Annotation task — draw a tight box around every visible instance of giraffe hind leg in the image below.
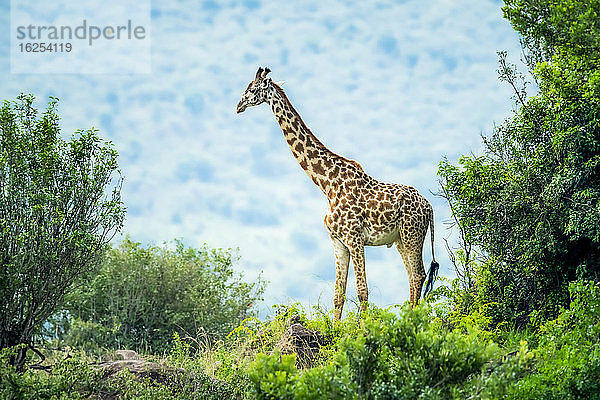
[396,243,426,306]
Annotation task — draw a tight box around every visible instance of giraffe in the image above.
[237,67,439,321]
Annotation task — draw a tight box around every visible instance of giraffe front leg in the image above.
[331,237,350,321]
[348,239,368,314]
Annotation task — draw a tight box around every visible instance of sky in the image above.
[2,0,523,318]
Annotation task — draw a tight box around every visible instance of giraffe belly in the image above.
[363,227,400,247]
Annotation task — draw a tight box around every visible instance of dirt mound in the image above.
[275,316,326,368]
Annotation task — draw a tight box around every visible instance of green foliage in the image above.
[241,304,516,400]
[0,94,125,367]
[0,337,239,400]
[293,363,355,400]
[503,0,600,62]
[58,317,121,356]
[248,353,299,400]
[439,0,600,327]
[508,281,600,399]
[5,287,600,399]
[339,305,499,400]
[454,340,534,400]
[247,352,355,400]
[0,346,108,399]
[61,237,265,354]
[240,291,600,399]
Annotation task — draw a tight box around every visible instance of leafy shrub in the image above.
[248,352,355,400]
[248,353,298,400]
[0,94,125,368]
[508,281,600,399]
[293,363,355,400]
[57,317,120,356]
[59,237,265,354]
[7,290,600,400]
[242,304,511,400]
[439,0,600,328]
[0,345,108,400]
[340,305,500,400]
[0,341,241,400]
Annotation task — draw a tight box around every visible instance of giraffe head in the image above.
[236,67,273,113]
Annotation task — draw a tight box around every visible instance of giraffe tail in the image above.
[423,208,439,297]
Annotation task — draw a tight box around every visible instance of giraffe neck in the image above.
[267,84,339,197]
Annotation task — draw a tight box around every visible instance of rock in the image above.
[94,357,235,399]
[96,359,184,384]
[114,350,140,360]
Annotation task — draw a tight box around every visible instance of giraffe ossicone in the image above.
[237,67,439,321]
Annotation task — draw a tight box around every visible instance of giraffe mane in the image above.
[271,82,325,147]
[271,82,363,171]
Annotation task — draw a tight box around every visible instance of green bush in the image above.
[439,0,600,327]
[0,346,108,400]
[0,341,241,400]
[0,94,125,368]
[248,353,299,400]
[241,304,518,400]
[55,317,120,356]
[58,237,265,354]
[340,306,500,400]
[248,352,355,400]
[508,281,600,399]
[7,289,600,400]
[294,363,355,400]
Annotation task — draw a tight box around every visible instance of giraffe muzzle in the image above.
[236,101,247,113]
